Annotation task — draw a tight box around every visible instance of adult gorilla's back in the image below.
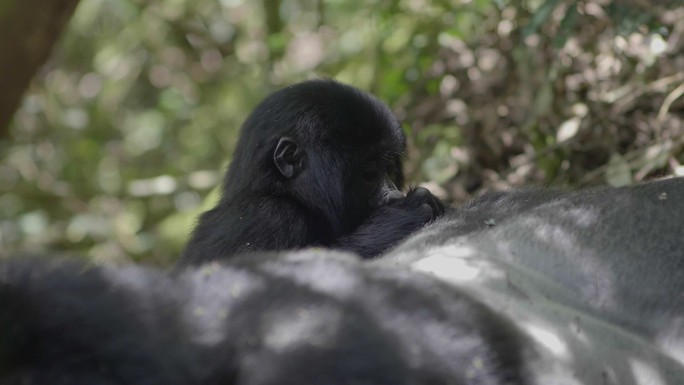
[1,252,526,385]
[386,176,684,384]
[2,178,683,384]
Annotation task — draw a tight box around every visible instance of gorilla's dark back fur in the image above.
[0,253,526,385]
[3,178,684,384]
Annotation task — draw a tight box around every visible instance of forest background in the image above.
[1,0,682,264]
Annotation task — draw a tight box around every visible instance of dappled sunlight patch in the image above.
[514,314,588,385]
[262,305,342,352]
[656,316,684,366]
[531,221,577,253]
[563,207,599,228]
[260,251,361,299]
[522,322,569,359]
[101,264,167,295]
[183,264,266,346]
[629,358,667,385]
[411,243,503,283]
[520,216,618,310]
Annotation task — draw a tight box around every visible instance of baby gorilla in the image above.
[180,80,443,264]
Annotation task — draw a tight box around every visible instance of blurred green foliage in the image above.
[1,0,682,265]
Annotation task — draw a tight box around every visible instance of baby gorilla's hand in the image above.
[336,187,446,258]
[403,187,445,223]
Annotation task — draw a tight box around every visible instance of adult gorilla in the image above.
[180,80,443,265]
[2,177,683,384]
[1,253,524,385]
[387,176,684,384]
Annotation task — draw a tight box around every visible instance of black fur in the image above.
[389,177,684,383]
[179,80,443,265]
[0,253,525,385]
[5,178,683,384]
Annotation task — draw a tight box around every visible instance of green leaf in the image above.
[523,0,562,38]
[553,2,578,48]
[605,153,632,187]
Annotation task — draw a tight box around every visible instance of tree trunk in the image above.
[0,0,81,139]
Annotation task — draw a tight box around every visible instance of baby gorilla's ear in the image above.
[273,137,304,178]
